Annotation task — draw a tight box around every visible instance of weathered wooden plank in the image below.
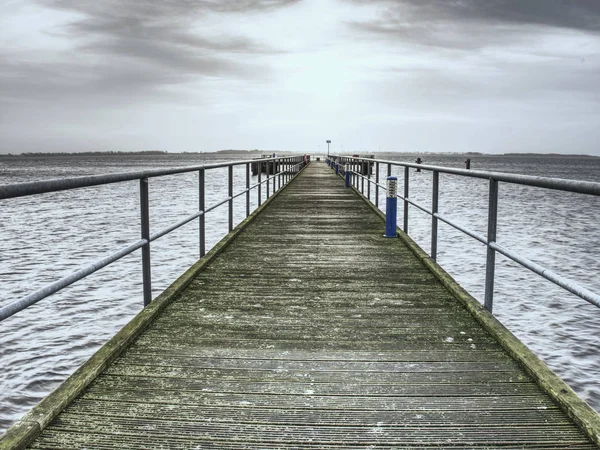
[63,400,570,426]
[89,374,542,397]
[104,355,521,372]
[30,420,595,448]
[105,364,528,384]
[78,389,558,410]
[121,346,510,362]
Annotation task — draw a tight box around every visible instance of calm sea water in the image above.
[1,153,599,436]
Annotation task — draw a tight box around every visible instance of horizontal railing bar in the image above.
[150,211,204,242]
[232,189,250,201]
[149,169,291,242]
[0,238,147,322]
[345,169,387,192]
[151,179,273,242]
[249,181,263,190]
[404,197,432,216]
[0,157,302,200]
[489,241,600,308]
[0,157,309,322]
[204,196,232,214]
[340,156,600,196]
[342,160,600,310]
[435,212,488,245]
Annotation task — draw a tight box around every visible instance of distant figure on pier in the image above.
[415,157,422,172]
[465,158,471,169]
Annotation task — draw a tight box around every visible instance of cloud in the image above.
[0,0,298,107]
[346,0,600,50]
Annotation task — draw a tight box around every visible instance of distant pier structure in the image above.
[348,154,375,175]
[251,155,280,175]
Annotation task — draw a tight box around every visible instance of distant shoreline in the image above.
[0,150,285,158]
[0,151,598,158]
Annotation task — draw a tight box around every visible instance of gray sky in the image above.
[1,0,599,155]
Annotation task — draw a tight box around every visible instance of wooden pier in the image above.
[2,162,600,449]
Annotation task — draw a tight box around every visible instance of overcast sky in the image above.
[1,0,599,155]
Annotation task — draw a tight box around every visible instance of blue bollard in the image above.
[384,176,398,238]
[345,164,351,188]
[335,163,339,175]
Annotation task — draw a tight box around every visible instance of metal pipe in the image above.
[199,169,206,258]
[0,238,148,322]
[489,242,600,308]
[484,178,499,312]
[403,166,409,233]
[267,172,270,199]
[403,196,432,215]
[228,165,233,232]
[231,188,251,201]
[361,170,364,194]
[0,157,283,200]
[375,162,380,209]
[151,210,204,242]
[278,161,282,190]
[317,156,600,197]
[258,167,262,206]
[246,163,250,218]
[435,212,487,245]
[431,171,439,261]
[0,155,308,322]
[205,196,233,215]
[367,164,371,201]
[140,178,152,307]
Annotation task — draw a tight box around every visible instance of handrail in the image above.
[337,157,600,196]
[0,156,310,322]
[328,155,600,313]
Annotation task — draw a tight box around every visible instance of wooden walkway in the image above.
[13,162,600,448]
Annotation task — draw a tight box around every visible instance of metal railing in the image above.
[0,156,309,322]
[327,155,600,313]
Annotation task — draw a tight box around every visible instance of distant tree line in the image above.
[11,150,169,156]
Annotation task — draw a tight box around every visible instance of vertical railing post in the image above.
[431,171,439,261]
[345,164,351,188]
[140,177,152,306]
[361,166,364,194]
[403,166,409,234]
[384,177,398,238]
[367,162,371,202]
[228,165,233,232]
[273,161,276,193]
[387,163,391,178]
[266,165,270,199]
[277,160,281,190]
[199,168,206,257]
[245,163,250,218]
[258,166,262,206]
[375,162,380,209]
[484,178,499,313]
